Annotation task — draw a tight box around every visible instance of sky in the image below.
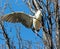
[0,0,45,49]
[0,0,57,49]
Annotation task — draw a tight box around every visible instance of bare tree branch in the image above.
[0,21,10,49]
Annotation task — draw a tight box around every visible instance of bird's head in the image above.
[35,9,42,20]
[37,9,42,16]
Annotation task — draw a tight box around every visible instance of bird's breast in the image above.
[33,19,42,30]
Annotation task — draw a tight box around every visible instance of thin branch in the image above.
[32,0,40,10]
[23,0,36,14]
[0,21,10,49]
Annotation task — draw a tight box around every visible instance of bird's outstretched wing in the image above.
[1,12,33,28]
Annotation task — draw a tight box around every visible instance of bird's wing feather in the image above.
[1,12,33,28]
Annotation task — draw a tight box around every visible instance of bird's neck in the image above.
[35,10,42,19]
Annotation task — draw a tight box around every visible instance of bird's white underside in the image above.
[33,10,42,30]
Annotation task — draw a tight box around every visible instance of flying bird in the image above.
[1,9,42,36]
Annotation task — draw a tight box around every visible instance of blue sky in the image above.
[3,0,43,41]
[0,0,57,49]
[0,0,45,49]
